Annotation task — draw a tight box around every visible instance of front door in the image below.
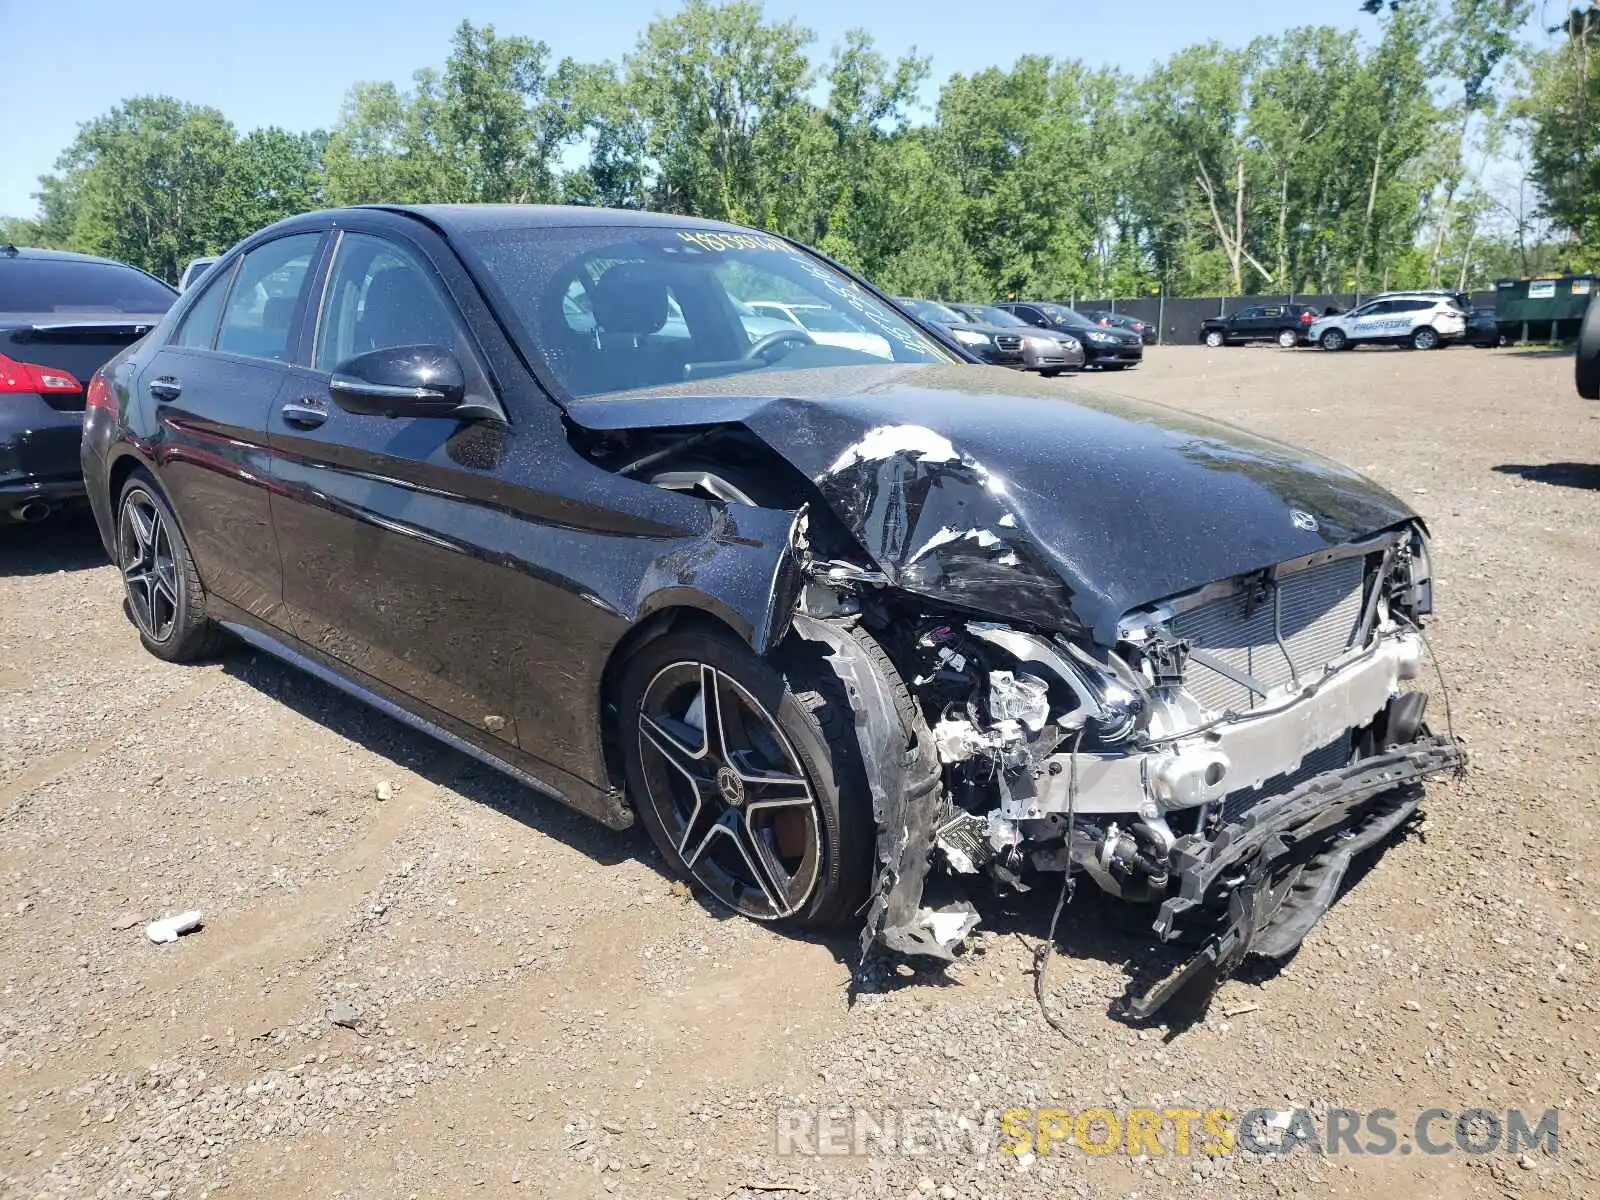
[1347,300,1394,342]
[266,230,521,746]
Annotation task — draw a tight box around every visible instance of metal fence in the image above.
[1071,291,1499,346]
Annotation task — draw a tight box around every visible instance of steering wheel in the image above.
[743,328,815,362]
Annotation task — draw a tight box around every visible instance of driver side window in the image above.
[315,234,467,372]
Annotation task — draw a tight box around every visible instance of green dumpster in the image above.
[1494,274,1597,343]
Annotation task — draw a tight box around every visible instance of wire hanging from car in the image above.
[1034,726,1084,1039]
[1399,613,1459,750]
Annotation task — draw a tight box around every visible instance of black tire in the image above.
[1276,328,1299,349]
[1203,329,1226,348]
[617,624,876,928]
[115,471,227,662]
[1099,362,1129,371]
[1319,328,1348,351]
[1038,368,1060,379]
[1411,326,1440,351]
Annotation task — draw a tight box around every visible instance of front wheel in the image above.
[1203,330,1226,348]
[617,625,876,928]
[1319,328,1348,351]
[116,472,227,662]
[1277,328,1299,349]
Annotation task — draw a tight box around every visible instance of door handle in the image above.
[148,377,182,402]
[280,400,328,430]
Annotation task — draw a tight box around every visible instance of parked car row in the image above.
[1200,292,1475,352]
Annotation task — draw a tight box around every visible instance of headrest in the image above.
[263,294,296,331]
[360,267,453,346]
[591,262,670,336]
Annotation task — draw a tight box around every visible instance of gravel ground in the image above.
[1,344,1595,1200]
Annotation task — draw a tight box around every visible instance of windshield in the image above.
[1,258,177,314]
[1038,303,1093,328]
[900,298,966,325]
[966,305,1027,328]
[463,225,950,398]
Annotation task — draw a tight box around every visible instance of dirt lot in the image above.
[2,344,1595,1200]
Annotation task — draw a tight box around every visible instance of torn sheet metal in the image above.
[1126,734,1466,1019]
[789,613,956,961]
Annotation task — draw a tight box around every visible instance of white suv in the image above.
[1308,292,1467,351]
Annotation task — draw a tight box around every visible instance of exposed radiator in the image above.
[1173,555,1367,715]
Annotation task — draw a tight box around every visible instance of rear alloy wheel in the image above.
[1277,328,1299,349]
[1411,326,1440,351]
[116,473,225,662]
[618,626,874,927]
[1204,330,1226,348]
[1319,328,1348,352]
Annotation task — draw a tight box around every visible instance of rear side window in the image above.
[0,258,176,314]
[172,261,236,350]
[216,234,322,362]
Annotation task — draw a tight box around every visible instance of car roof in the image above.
[372,203,766,237]
[0,244,143,268]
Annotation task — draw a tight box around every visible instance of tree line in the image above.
[2,0,1593,296]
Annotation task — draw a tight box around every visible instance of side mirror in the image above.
[329,345,474,419]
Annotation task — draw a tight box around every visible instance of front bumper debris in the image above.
[1125,733,1466,1019]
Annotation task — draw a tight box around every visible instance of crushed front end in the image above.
[819,523,1466,1016]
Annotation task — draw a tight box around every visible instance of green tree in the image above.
[622,0,814,223]
[1520,6,1600,266]
[39,97,237,281]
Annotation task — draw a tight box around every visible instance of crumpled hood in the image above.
[568,363,1417,644]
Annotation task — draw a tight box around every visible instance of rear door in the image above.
[1256,305,1286,339]
[266,228,521,746]
[136,231,327,624]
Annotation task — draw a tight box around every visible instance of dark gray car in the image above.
[0,245,174,522]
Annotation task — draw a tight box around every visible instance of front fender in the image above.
[633,502,805,655]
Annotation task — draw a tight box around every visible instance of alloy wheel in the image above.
[119,489,179,643]
[1414,327,1439,350]
[1278,329,1298,348]
[636,661,822,920]
[1321,330,1346,351]
[1205,331,1224,348]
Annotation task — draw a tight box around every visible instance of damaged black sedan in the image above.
[81,205,1464,1016]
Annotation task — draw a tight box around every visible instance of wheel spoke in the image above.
[640,710,709,771]
[742,776,813,806]
[126,501,155,558]
[709,810,785,915]
[700,664,732,765]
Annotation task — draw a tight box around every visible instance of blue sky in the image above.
[1,0,1379,218]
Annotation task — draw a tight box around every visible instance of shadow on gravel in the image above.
[1504,347,1573,359]
[1493,462,1600,490]
[0,510,109,576]
[216,647,637,869]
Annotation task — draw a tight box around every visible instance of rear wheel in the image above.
[1411,326,1440,351]
[116,472,227,662]
[1203,329,1226,348]
[1277,328,1299,349]
[1319,328,1348,352]
[617,625,876,928]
